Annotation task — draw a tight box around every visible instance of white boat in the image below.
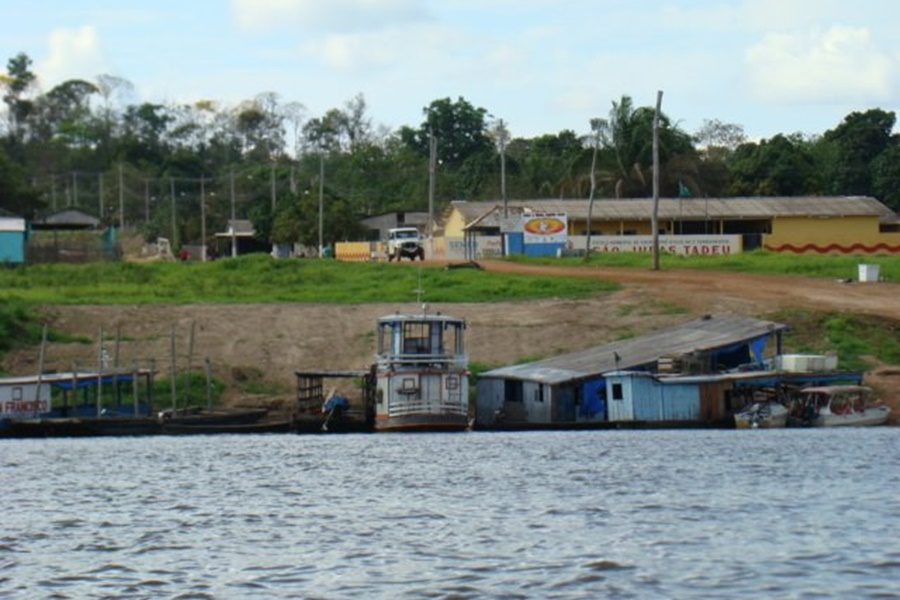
[373,308,469,431]
[793,385,890,427]
[734,401,789,429]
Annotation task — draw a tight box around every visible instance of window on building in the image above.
[611,383,623,401]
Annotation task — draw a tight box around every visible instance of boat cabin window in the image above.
[403,336,431,354]
[611,383,623,401]
[379,319,465,356]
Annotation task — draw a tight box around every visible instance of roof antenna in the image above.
[413,267,426,314]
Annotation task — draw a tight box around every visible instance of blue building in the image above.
[475,314,863,429]
[0,213,27,264]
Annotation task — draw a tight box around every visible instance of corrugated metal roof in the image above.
[453,196,896,226]
[482,314,786,385]
[35,209,102,228]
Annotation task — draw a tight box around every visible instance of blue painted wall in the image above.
[523,242,565,257]
[0,231,25,263]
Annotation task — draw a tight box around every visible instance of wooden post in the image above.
[71,363,78,414]
[169,325,177,411]
[205,357,213,410]
[97,327,103,416]
[132,360,139,416]
[184,321,195,407]
[34,324,48,417]
[149,358,156,414]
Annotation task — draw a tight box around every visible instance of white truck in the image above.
[386,227,425,261]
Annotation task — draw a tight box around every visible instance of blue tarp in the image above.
[51,373,138,391]
[323,396,350,412]
[580,378,607,419]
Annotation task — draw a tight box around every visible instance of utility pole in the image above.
[318,151,324,257]
[98,173,104,222]
[144,179,150,223]
[652,90,663,271]
[497,119,508,218]
[270,162,276,213]
[270,162,277,257]
[428,130,436,257]
[170,177,177,248]
[200,176,207,262]
[230,167,237,258]
[118,164,124,229]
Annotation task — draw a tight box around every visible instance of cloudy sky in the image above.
[2,0,898,141]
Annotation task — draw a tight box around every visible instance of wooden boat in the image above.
[157,407,269,426]
[791,385,890,427]
[2,415,160,438]
[159,419,293,435]
[373,309,469,431]
[156,407,284,434]
[733,401,789,429]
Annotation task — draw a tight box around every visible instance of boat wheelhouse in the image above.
[373,310,469,431]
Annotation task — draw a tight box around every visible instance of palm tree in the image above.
[597,94,697,198]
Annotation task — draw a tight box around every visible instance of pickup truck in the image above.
[386,227,425,261]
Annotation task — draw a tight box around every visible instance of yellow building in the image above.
[441,196,900,256]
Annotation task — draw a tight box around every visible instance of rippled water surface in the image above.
[2,429,899,599]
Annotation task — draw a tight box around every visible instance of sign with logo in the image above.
[522,214,567,244]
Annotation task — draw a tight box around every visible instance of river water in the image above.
[2,428,898,599]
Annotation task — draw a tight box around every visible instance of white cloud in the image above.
[745,26,896,104]
[37,26,110,90]
[231,0,429,33]
[661,0,857,33]
[302,32,399,71]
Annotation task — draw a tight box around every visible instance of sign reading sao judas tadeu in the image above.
[588,235,742,255]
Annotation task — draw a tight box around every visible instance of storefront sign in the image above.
[585,235,742,255]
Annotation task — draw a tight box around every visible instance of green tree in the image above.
[727,134,819,196]
[595,95,696,198]
[2,52,37,146]
[401,97,492,169]
[35,79,100,148]
[870,140,900,210]
[121,102,174,168]
[0,145,42,216]
[512,130,586,197]
[822,108,895,196]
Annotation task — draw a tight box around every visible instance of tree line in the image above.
[2,51,899,250]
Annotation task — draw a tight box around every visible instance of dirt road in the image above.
[477,260,900,319]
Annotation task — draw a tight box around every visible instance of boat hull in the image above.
[1,416,160,438]
[734,403,789,429]
[813,406,890,427]
[374,412,469,432]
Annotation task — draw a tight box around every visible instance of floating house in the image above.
[0,369,157,437]
[474,314,861,429]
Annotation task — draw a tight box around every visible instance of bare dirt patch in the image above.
[4,260,899,422]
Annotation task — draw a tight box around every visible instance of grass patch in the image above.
[0,255,617,305]
[0,299,90,367]
[767,308,900,370]
[151,371,226,409]
[511,249,899,281]
[238,380,290,396]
